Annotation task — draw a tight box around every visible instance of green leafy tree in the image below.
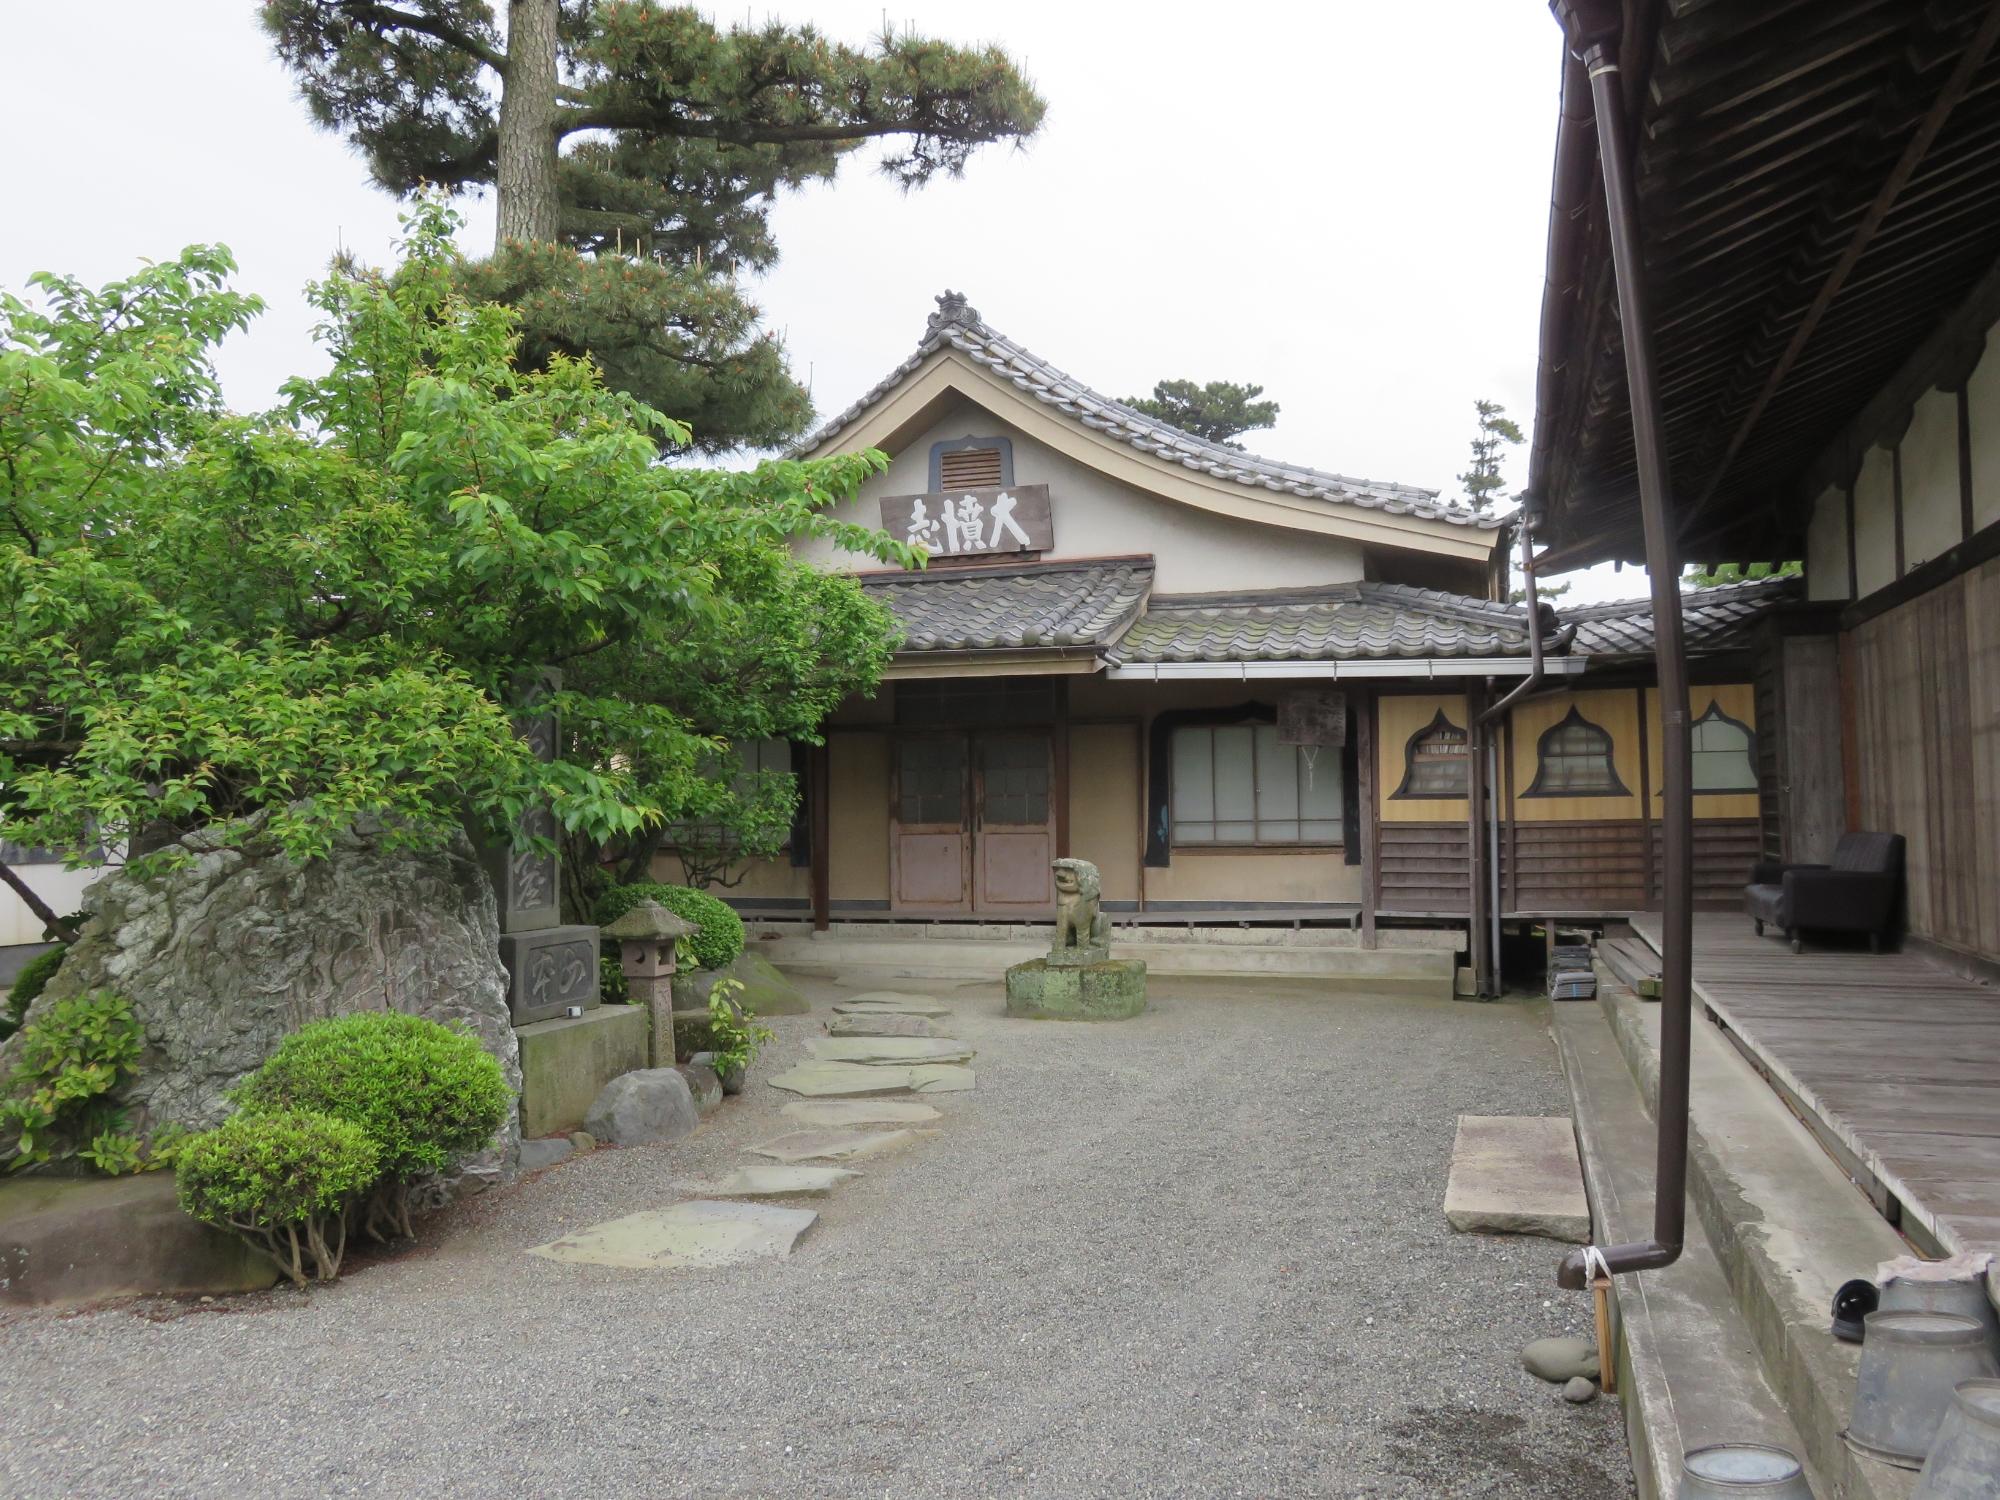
[0,200,911,907]
[1459,397,1523,515]
[260,1,1047,450]
[1685,561,1802,587]
[1121,379,1280,450]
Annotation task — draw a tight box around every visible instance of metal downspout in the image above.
[1479,516,1548,728]
[1550,5,1695,1290]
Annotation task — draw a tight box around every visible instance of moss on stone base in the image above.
[1004,957,1148,1021]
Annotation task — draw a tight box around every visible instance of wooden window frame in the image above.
[928,434,1015,491]
[1687,700,1759,794]
[1165,719,1345,852]
[1390,708,1470,799]
[1522,704,1630,799]
[661,738,799,853]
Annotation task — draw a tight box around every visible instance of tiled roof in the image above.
[1566,574,1801,659]
[804,293,1504,531]
[1106,582,1544,664]
[862,560,1153,653]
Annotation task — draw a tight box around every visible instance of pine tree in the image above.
[261,2,1045,450]
[1121,379,1280,450]
[1458,398,1524,514]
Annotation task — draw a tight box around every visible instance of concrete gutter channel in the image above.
[1554,967,1915,1500]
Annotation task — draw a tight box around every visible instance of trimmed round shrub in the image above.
[595,882,744,972]
[232,1012,511,1184]
[3,946,65,1038]
[176,1109,379,1284]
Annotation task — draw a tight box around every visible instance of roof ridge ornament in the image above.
[928,290,982,334]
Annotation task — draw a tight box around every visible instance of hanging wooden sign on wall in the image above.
[879,483,1054,559]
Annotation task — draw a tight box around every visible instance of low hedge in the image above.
[176,1110,379,1285]
[595,882,744,972]
[232,1011,510,1239]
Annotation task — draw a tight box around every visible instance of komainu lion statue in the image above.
[1051,858,1109,953]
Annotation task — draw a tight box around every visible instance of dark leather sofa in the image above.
[1743,831,1905,953]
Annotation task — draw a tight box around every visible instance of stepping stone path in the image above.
[749,1127,928,1163]
[831,994,953,1019]
[767,1061,975,1096]
[827,1013,935,1038]
[676,1165,859,1197]
[804,1036,975,1066]
[527,1201,816,1270]
[525,990,970,1276]
[782,1099,941,1128]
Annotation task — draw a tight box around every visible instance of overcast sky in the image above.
[0,1,1645,602]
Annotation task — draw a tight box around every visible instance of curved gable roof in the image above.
[802,293,1505,545]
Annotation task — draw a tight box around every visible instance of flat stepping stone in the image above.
[766,1061,974,1097]
[526,1201,815,1270]
[748,1127,927,1163]
[783,1099,941,1128]
[1444,1115,1590,1244]
[676,1166,859,1197]
[832,993,951,1018]
[828,1013,935,1038]
[804,1036,974,1066]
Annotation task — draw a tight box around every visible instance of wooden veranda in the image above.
[1633,912,2000,1257]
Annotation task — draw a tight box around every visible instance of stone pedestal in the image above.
[516,1008,651,1138]
[1046,943,1110,968]
[1004,956,1148,1020]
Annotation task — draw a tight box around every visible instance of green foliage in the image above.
[0,201,911,880]
[1459,398,1524,515]
[700,977,772,1079]
[233,1012,510,1188]
[599,954,629,1004]
[1121,379,1280,450]
[176,1110,380,1285]
[595,881,743,972]
[3,945,64,1039]
[261,1,1046,448]
[1686,561,1802,588]
[0,991,144,1170]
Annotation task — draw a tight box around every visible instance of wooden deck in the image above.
[1632,912,2000,1255]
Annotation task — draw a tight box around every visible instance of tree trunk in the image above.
[0,859,79,944]
[496,0,563,247]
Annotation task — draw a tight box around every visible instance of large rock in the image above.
[4,816,521,1184]
[672,950,809,1017]
[584,1067,699,1146]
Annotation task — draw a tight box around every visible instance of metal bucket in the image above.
[1912,1379,2000,1499]
[1847,1312,2000,1468]
[1880,1275,2000,1356]
[1679,1443,1814,1498]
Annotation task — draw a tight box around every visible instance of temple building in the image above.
[663,293,1799,991]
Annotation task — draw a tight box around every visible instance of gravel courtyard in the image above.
[0,974,1633,1499]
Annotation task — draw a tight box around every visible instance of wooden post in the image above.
[809,741,831,933]
[1592,1273,1618,1395]
[1053,677,1071,861]
[1356,688,1379,949]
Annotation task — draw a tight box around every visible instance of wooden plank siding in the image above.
[1378,819,1759,916]
[1849,555,2000,964]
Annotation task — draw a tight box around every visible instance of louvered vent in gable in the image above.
[938,445,1005,491]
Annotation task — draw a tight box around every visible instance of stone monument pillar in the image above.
[486,669,603,1026]
[600,900,697,1067]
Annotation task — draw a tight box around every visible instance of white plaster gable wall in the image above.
[794,396,1367,592]
[1901,385,1961,571]
[1969,326,2000,533]
[1852,444,1898,598]
[1805,484,1849,601]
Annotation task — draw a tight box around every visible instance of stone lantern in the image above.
[600,900,698,1067]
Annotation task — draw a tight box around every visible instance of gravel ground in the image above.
[0,973,1633,1499]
